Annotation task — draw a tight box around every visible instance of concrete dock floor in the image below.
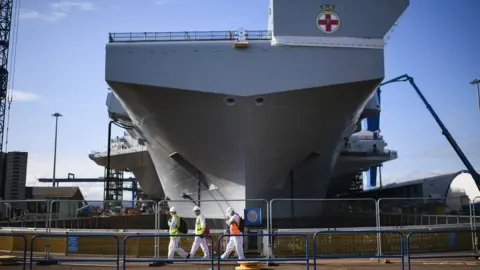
[2,251,480,269]
[1,259,479,269]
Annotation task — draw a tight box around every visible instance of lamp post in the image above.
[52,113,62,187]
[471,78,480,114]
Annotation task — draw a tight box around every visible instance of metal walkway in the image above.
[108,30,271,42]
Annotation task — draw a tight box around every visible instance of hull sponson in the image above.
[90,150,165,200]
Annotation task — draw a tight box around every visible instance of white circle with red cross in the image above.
[316,12,340,33]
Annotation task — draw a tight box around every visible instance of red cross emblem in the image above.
[317,12,340,33]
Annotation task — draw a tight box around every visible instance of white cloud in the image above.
[19,10,40,20]
[50,1,96,12]
[11,90,40,102]
[20,1,96,23]
[44,11,68,23]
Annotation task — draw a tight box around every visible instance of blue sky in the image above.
[7,0,480,200]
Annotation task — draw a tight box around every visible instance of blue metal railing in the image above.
[123,233,215,269]
[4,229,479,270]
[108,30,271,42]
[217,233,310,270]
[0,233,27,270]
[313,230,405,270]
[30,234,120,270]
[406,230,478,270]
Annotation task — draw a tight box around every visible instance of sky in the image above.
[5,0,480,200]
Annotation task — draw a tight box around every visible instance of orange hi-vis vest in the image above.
[229,214,241,235]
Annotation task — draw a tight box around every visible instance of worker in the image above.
[187,206,209,259]
[167,207,188,260]
[220,207,245,260]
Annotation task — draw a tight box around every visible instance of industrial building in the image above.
[351,170,480,215]
[0,152,28,216]
[1,186,85,221]
[3,152,28,201]
[0,151,86,221]
[0,152,28,219]
[24,186,85,221]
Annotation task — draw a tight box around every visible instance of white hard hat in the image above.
[193,206,201,211]
[169,207,176,213]
[226,207,234,215]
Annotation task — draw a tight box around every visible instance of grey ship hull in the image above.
[107,42,382,219]
[105,0,408,220]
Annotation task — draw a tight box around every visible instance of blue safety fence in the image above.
[123,233,215,270]
[217,233,310,270]
[0,233,27,270]
[313,230,405,270]
[406,230,478,270]
[30,234,120,270]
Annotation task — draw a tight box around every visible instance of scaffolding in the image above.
[104,169,124,212]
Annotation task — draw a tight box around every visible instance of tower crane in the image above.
[0,0,19,188]
[0,0,14,155]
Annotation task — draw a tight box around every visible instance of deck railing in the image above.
[108,30,271,42]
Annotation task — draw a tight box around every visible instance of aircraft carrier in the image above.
[96,0,408,219]
[90,92,397,198]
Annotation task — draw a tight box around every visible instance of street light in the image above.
[471,78,480,114]
[52,113,63,187]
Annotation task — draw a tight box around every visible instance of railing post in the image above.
[471,198,477,254]
[268,199,275,262]
[44,199,51,259]
[154,202,159,260]
[376,198,383,258]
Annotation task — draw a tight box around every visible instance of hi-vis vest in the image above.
[169,215,181,236]
[229,214,241,235]
[195,215,206,235]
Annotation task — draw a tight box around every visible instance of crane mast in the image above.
[0,0,13,182]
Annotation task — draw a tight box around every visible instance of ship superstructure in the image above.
[101,0,408,219]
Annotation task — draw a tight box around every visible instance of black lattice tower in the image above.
[104,168,124,211]
[0,0,13,156]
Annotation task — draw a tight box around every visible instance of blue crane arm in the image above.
[380,74,480,187]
